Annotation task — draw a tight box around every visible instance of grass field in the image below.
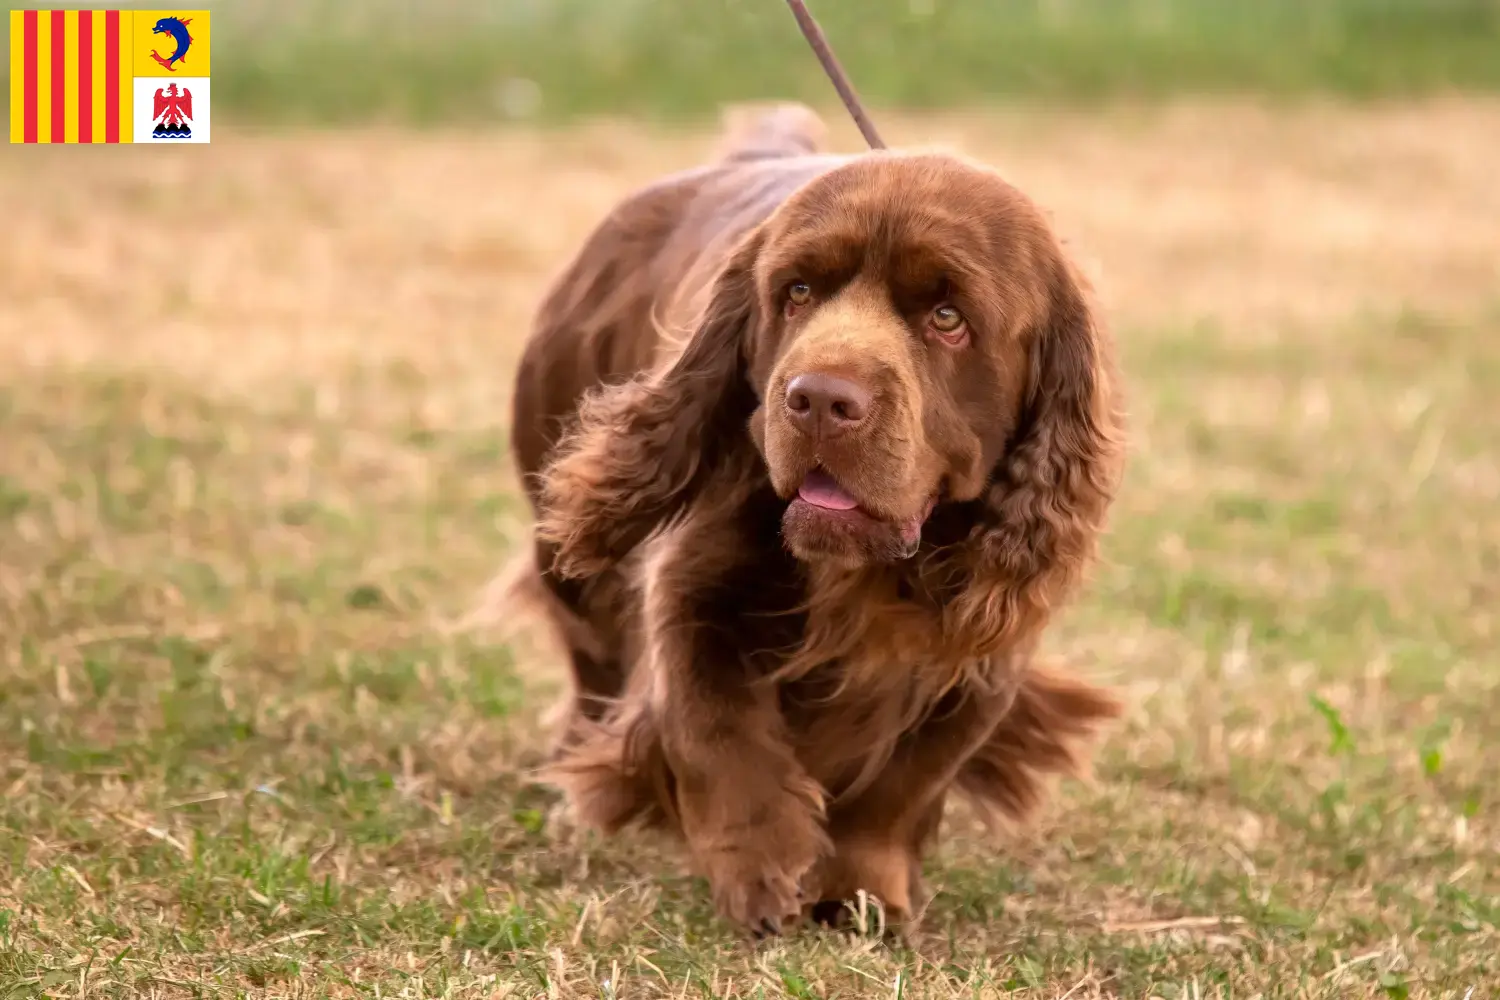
[2,99,1500,997]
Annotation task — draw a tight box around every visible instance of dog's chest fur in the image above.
[778,565,978,794]
[639,523,977,797]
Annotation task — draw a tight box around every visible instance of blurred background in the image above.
[3,1,1499,995]
[217,0,1500,124]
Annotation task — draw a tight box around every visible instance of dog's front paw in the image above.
[697,809,828,938]
[708,856,805,938]
[701,845,815,938]
[802,837,920,930]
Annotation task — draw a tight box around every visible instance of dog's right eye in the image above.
[785,281,812,317]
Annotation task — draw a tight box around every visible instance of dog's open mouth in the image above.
[791,468,936,548]
[796,468,861,512]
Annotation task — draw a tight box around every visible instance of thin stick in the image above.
[783,0,886,150]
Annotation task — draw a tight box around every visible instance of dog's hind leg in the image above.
[473,540,628,756]
[534,538,626,718]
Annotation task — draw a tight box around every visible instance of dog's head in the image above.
[540,151,1123,647]
[739,155,1073,564]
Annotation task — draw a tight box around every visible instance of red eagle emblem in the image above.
[152,83,194,139]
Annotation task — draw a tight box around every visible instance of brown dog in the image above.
[501,104,1125,937]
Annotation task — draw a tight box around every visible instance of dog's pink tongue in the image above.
[798,470,859,510]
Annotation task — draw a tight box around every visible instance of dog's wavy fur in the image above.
[497,103,1126,935]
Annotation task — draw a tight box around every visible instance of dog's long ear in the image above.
[934,258,1125,657]
[537,230,765,580]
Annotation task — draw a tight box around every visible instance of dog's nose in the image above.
[784,373,871,439]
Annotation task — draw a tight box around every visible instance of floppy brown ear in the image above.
[536,232,765,580]
[936,261,1125,657]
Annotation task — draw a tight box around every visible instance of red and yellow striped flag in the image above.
[12,9,212,144]
[10,9,133,143]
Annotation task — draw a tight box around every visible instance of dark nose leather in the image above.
[784,372,871,439]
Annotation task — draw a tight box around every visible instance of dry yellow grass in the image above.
[1,100,1498,997]
[4,100,1497,390]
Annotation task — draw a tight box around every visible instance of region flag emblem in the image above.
[150,80,192,138]
[9,8,211,144]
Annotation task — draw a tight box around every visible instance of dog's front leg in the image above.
[811,668,1021,926]
[661,668,829,937]
[643,528,830,938]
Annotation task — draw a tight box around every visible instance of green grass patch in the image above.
[1,305,1496,995]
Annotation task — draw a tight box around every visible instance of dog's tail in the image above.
[714,101,827,164]
[955,661,1124,830]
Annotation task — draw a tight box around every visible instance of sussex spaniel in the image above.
[501,104,1126,937]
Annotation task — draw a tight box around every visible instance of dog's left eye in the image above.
[927,304,969,345]
[784,281,812,318]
